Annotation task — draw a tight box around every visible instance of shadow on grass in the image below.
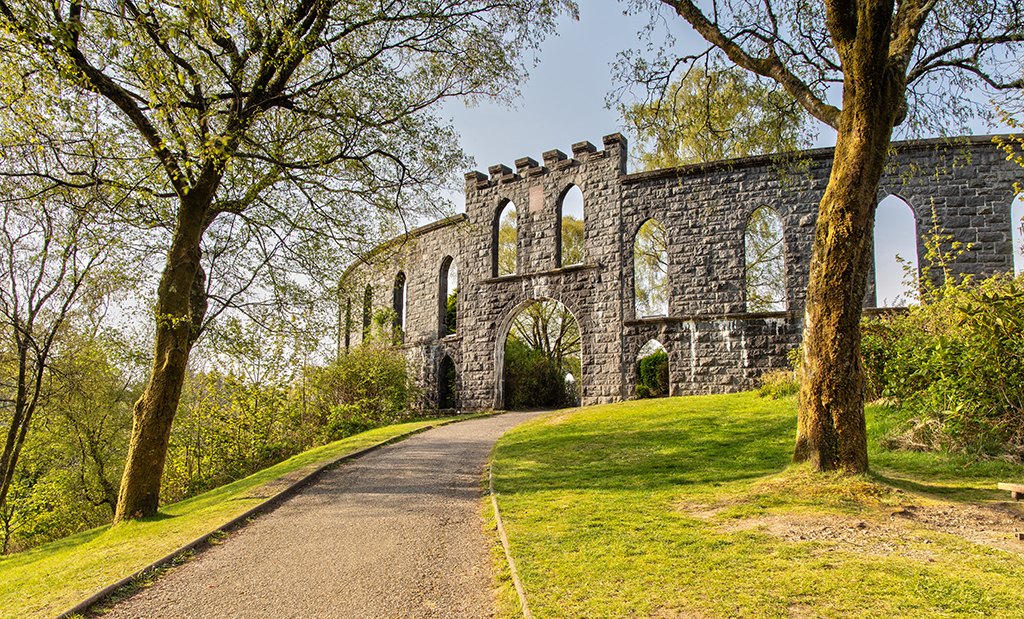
[869,471,1007,503]
[494,399,799,494]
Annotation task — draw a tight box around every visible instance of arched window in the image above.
[344,299,352,351]
[558,185,585,267]
[362,285,372,341]
[392,271,406,341]
[745,206,786,312]
[439,355,457,409]
[634,219,668,318]
[493,201,517,277]
[439,257,457,336]
[635,339,668,398]
[1013,195,1023,275]
[873,195,918,306]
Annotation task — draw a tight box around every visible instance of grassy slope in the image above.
[489,394,1024,619]
[0,419,446,619]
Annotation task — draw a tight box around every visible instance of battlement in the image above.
[464,133,628,192]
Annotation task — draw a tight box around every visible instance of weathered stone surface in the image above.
[341,134,1021,410]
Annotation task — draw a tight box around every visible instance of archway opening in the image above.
[494,201,517,276]
[635,339,668,398]
[499,299,581,409]
[634,219,668,318]
[392,271,406,342]
[1013,195,1023,275]
[745,205,786,312]
[439,257,457,336]
[362,285,372,341]
[559,185,584,267]
[873,195,918,306]
[439,355,458,410]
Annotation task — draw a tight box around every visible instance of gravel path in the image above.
[100,411,547,619]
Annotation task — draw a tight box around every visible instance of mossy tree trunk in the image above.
[792,1,907,472]
[114,192,211,521]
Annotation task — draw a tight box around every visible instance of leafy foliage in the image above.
[446,288,458,336]
[622,65,811,170]
[862,272,1024,456]
[635,350,669,398]
[560,213,585,266]
[498,205,518,276]
[745,206,787,312]
[503,336,575,409]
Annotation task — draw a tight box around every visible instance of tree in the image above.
[0,0,571,520]
[625,0,1024,472]
[561,214,585,265]
[0,181,121,517]
[622,64,810,170]
[510,300,581,378]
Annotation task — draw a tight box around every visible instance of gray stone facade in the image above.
[340,134,1021,411]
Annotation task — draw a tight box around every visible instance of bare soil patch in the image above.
[682,501,1024,558]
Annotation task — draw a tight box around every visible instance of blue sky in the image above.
[439,1,1023,302]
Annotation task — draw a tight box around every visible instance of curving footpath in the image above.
[100,410,548,619]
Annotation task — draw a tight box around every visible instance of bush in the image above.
[862,272,1024,456]
[636,351,669,397]
[309,342,419,441]
[756,368,799,399]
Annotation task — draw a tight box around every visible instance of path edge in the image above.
[489,466,534,619]
[53,416,480,619]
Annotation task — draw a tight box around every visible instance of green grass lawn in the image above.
[0,418,451,619]
[488,393,1024,619]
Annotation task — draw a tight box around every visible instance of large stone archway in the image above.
[341,133,1021,411]
[492,296,582,409]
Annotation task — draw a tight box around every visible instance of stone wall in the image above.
[340,134,1020,410]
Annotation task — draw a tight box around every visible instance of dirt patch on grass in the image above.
[690,502,1024,558]
[648,607,708,618]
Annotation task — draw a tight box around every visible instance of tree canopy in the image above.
[0,0,574,520]
[622,65,811,169]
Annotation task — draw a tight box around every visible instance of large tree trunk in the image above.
[794,5,905,472]
[114,197,209,522]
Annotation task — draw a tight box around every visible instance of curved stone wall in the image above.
[340,134,1020,411]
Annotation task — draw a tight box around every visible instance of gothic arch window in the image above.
[392,271,406,340]
[493,200,517,277]
[558,185,585,267]
[439,354,458,409]
[744,205,786,312]
[873,195,918,306]
[439,256,457,336]
[634,218,668,318]
[362,285,372,340]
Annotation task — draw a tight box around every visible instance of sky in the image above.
[438,1,1024,304]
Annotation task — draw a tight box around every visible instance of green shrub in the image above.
[862,272,1024,456]
[755,368,799,399]
[310,342,418,440]
[636,350,669,397]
